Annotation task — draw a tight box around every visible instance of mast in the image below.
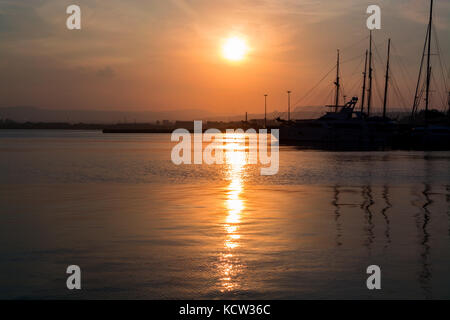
[412,24,429,118]
[361,49,368,113]
[367,31,373,117]
[425,0,433,118]
[334,49,340,112]
[383,38,391,119]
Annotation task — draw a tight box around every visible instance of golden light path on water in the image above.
[219,132,247,292]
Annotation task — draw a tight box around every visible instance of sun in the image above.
[222,37,248,61]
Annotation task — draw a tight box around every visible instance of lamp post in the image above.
[287,90,291,121]
[264,94,268,128]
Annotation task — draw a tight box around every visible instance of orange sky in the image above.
[0,0,449,116]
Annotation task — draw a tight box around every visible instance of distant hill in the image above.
[0,106,218,123]
[0,106,327,123]
[0,105,413,124]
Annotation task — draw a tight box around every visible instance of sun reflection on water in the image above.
[219,133,248,292]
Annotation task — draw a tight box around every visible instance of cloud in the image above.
[392,0,449,30]
[97,66,115,78]
[0,0,448,112]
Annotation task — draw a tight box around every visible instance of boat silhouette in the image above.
[278,0,449,150]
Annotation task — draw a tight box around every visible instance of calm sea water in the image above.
[0,130,449,299]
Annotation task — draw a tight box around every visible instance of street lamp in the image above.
[287,90,291,121]
[264,94,268,128]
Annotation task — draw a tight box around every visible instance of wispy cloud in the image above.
[0,0,448,111]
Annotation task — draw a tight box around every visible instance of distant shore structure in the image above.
[287,91,291,121]
[264,94,268,129]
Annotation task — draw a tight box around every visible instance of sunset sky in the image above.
[1,0,449,116]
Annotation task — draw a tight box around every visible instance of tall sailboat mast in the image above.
[361,49,368,113]
[383,39,391,119]
[411,24,429,118]
[425,0,434,115]
[367,31,373,117]
[334,49,340,112]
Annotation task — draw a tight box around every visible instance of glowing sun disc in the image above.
[222,37,248,61]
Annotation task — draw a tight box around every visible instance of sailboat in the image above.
[279,0,449,150]
[408,0,450,149]
[278,34,397,148]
